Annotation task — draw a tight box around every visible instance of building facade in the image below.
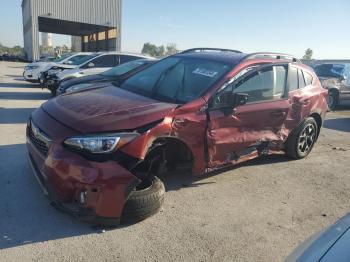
[22,0,122,61]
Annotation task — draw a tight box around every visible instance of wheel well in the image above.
[134,137,194,175]
[310,113,322,134]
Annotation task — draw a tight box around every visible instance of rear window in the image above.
[102,60,146,77]
[298,69,306,89]
[304,71,313,86]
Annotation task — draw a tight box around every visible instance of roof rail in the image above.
[242,52,300,62]
[180,48,242,54]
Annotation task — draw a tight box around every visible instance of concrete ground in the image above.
[0,61,350,262]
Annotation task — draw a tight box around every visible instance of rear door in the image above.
[81,54,118,76]
[207,64,290,168]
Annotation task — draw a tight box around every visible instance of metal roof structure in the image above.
[22,0,122,61]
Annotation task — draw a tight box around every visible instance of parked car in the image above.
[23,52,91,82]
[26,48,328,226]
[45,52,152,95]
[286,212,350,262]
[39,53,100,86]
[313,63,350,110]
[56,59,158,95]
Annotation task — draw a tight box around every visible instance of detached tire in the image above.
[285,117,318,159]
[121,176,165,224]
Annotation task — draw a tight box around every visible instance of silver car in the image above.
[314,63,350,110]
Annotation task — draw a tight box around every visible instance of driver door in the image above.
[207,64,290,168]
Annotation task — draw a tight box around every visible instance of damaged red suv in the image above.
[27,48,328,225]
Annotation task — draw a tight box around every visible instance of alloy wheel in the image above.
[298,123,316,155]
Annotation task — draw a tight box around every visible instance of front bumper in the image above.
[26,109,139,225]
[24,70,39,81]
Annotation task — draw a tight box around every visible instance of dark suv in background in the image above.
[313,63,350,110]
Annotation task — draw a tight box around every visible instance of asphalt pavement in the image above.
[1,61,350,262]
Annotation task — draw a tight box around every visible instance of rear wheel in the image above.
[121,176,165,224]
[285,117,318,159]
[327,90,339,111]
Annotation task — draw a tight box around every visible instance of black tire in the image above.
[285,117,318,159]
[121,176,165,224]
[327,90,339,111]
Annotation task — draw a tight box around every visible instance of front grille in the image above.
[27,122,51,156]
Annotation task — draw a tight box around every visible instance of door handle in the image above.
[270,110,286,117]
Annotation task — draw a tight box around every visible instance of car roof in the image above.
[93,52,154,59]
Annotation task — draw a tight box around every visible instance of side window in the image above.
[120,55,140,65]
[232,65,286,103]
[91,55,115,67]
[68,55,86,64]
[288,66,298,92]
[303,71,313,86]
[298,69,306,89]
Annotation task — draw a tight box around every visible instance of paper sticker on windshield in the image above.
[192,68,218,78]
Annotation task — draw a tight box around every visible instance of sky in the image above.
[1,0,349,59]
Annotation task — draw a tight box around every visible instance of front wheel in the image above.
[285,117,318,159]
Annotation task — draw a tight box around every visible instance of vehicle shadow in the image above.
[0,91,51,100]
[0,144,95,250]
[323,118,350,133]
[0,82,41,88]
[0,108,37,124]
[160,154,290,192]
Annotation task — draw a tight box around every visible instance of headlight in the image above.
[64,133,140,154]
[66,84,93,93]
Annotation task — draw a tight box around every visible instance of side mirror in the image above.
[88,62,95,68]
[210,92,249,116]
[234,92,249,107]
[64,60,73,65]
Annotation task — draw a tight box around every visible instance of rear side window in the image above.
[298,69,306,89]
[304,71,313,86]
[288,66,298,92]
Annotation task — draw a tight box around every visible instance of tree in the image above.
[303,48,313,60]
[165,43,178,55]
[142,42,178,57]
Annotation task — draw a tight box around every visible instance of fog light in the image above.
[79,191,87,205]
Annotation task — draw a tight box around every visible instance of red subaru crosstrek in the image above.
[27,48,328,225]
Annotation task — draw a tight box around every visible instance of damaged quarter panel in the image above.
[121,98,208,175]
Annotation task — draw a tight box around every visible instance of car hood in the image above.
[318,77,341,88]
[285,212,350,262]
[27,61,54,68]
[56,68,81,80]
[42,85,177,134]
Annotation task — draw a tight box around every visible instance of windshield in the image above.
[314,64,345,78]
[102,60,148,77]
[73,54,99,66]
[54,53,72,63]
[119,57,232,103]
